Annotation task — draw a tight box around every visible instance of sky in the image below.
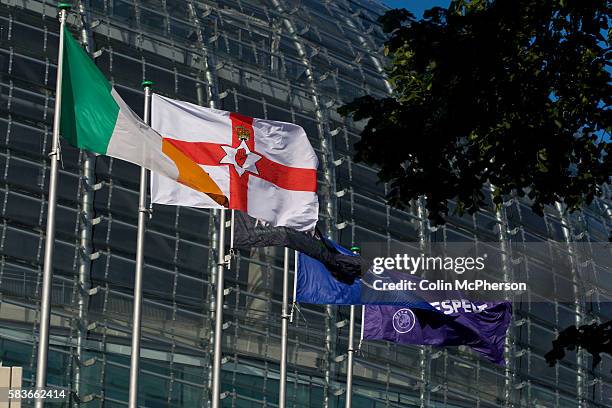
[384,0,450,18]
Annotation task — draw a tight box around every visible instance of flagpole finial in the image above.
[57,3,71,10]
[141,80,154,88]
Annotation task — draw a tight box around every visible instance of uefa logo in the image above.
[392,308,416,333]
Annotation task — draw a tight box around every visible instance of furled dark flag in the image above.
[363,302,512,365]
[233,211,365,284]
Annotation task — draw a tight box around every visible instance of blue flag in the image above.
[295,239,433,309]
[296,238,362,304]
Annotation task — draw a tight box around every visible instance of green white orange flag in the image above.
[58,27,228,206]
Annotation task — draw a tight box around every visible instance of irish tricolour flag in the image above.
[59,27,227,206]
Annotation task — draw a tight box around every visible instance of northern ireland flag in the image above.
[150,95,319,231]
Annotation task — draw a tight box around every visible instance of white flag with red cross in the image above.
[150,94,319,231]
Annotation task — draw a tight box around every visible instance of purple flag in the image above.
[363,301,512,364]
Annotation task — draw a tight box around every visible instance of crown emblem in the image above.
[235,125,251,141]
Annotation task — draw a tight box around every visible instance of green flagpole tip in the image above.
[141,80,154,88]
[57,3,71,10]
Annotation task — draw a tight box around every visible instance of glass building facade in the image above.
[0,0,610,407]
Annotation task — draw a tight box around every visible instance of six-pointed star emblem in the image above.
[219,140,262,176]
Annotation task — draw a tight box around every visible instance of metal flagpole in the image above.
[229,210,235,249]
[358,306,365,350]
[345,305,356,407]
[279,247,290,408]
[289,250,298,323]
[127,80,153,408]
[345,245,360,408]
[211,208,227,408]
[35,5,70,407]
